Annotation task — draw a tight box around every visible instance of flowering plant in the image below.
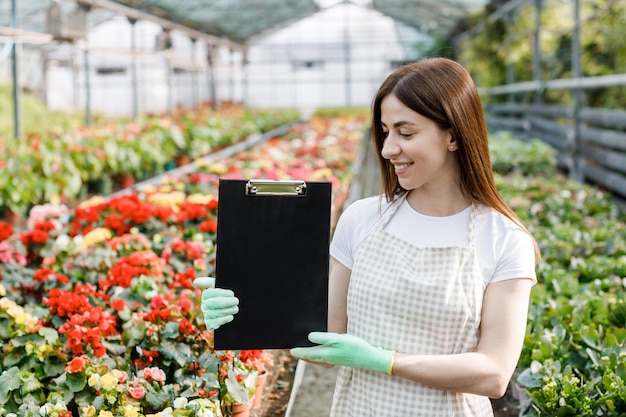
[0,113,366,416]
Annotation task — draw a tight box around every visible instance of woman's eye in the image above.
[382,130,389,138]
[399,131,412,138]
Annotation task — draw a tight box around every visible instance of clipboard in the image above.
[214,178,331,350]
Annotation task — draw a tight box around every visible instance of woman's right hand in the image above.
[193,277,239,331]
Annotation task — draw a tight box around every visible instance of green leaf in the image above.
[160,340,192,367]
[124,320,147,348]
[3,349,26,368]
[225,369,250,405]
[38,327,59,345]
[145,384,171,410]
[102,339,128,356]
[43,358,65,380]
[65,371,87,392]
[21,373,42,394]
[0,367,21,404]
[0,317,11,339]
[160,321,180,339]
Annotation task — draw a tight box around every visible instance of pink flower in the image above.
[128,385,146,400]
[143,367,166,384]
[0,241,26,265]
[26,203,68,231]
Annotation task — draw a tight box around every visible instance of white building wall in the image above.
[3,3,429,117]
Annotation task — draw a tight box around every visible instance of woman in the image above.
[197,57,538,416]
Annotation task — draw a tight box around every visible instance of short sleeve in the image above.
[329,196,387,270]
[330,204,358,269]
[490,223,537,286]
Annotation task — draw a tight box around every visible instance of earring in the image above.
[449,145,455,150]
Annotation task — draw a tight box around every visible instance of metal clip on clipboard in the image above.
[246,179,307,196]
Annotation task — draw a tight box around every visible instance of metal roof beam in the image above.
[0,25,53,43]
[76,0,243,50]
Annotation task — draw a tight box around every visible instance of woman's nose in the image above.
[381,134,400,159]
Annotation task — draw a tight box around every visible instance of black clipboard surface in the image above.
[214,179,331,350]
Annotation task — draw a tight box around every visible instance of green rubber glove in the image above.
[193,277,239,331]
[290,332,395,374]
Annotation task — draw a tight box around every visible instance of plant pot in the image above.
[114,174,135,190]
[2,207,22,227]
[222,402,251,417]
[175,155,191,167]
[164,160,176,171]
[251,372,269,410]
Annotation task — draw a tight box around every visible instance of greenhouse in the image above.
[1,0,626,416]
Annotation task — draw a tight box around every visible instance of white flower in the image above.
[159,407,174,417]
[530,360,542,373]
[173,397,188,409]
[54,234,71,250]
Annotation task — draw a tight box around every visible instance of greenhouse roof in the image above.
[1,0,488,47]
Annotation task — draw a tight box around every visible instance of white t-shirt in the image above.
[330,195,537,289]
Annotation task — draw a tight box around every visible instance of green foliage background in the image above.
[0,84,82,140]
[426,0,626,108]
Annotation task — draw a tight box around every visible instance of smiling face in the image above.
[380,93,459,195]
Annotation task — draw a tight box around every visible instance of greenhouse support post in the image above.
[532,0,543,104]
[129,17,139,118]
[84,48,92,125]
[343,4,352,107]
[11,0,22,140]
[206,45,217,110]
[167,59,173,116]
[191,38,198,107]
[571,0,584,182]
[243,47,249,106]
[504,10,516,103]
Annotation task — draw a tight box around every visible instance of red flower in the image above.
[199,219,218,233]
[104,214,129,236]
[239,350,263,363]
[20,229,50,246]
[177,202,208,223]
[35,221,57,233]
[179,318,194,335]
[207,199,218,210]
[56,273,70,284]
[92,343,107,357]
[219,351,235,363]
[198,388,219,398]
[84,328,101,346]
[34,267,54,282]
[149,294,168,310]
[0,222,14,241]
[177,295,192,314]
[101,250,163,291]
[111,298,126,311]
[65,356,88,373]
[33,267,70,285]
[169,268,195,289]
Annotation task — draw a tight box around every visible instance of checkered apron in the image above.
[330,195,494,417]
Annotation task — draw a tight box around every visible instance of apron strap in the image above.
[467,203,477,247]
[379,193,408,228]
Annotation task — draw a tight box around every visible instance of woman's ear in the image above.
[446,132,457,151]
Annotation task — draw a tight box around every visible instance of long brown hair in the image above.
[371,57,541,263]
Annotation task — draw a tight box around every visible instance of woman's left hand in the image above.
[290,332,394,374]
